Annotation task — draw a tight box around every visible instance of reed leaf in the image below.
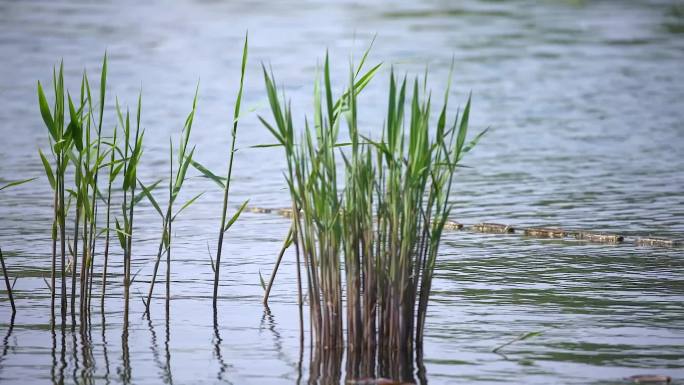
[0,177,37,192]
[223,199,249,233]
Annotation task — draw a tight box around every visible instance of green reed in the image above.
[32,47,244,326]
[142,86,203,316]
[67,73,87,324]
[100,123,119,309]
[37,62,69,324]
[114,93,144,329]
[83,56,109,315]
[38,55,111,326]
[261,50,485,381]
[191,34,249,311]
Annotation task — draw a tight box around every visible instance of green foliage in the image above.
[260,45,487,376]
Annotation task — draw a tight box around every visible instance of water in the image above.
[1,0,683,383]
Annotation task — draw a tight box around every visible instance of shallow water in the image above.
[1,0,683,384]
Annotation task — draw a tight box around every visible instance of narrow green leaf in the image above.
[190,159,225,189]
[249,143,284,149]
[455,93,471,160]
[37,81,56,140]
[233,32,248,123]
[223,199,249,232]
[172,191,205,221]
[173,146,195,196]
[138,178,164,219]
[207,242,215,273]
[99,52,107,127]
[258,270,266,291]
[462,127,489,156]
[115,218,127,251]
[131,178,161,207]
[67,93,83,151]
[38,149,56,190]
[354,34,377,78]
[0,177,38,192]
[111,162,124,181]
[520,331,543,341]
[258,116,284,145]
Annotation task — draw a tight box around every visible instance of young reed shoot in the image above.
[142,85,203,316]
[190,33,249,311]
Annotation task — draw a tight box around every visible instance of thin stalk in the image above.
[86,54,107,314]
[51,188,58,324]
[143,86,199,316]
[59,152,67,324]
[144,216,169,316]
[165,148,172,308]
[79,84,92,317]
[79,187,89,318]
[262,226,293,305]
[212,34,248,310]
[294,227,304,344]
[0,248,15,316]
[143,146,172,316]
[120,107,131,328]
[70,152,82,324]
[124,109,141,327]
[79,122,90,319]
[100,125,117,309]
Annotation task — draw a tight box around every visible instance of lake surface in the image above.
[1,0,683,384]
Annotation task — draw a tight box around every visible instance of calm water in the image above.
[1,0,683,384]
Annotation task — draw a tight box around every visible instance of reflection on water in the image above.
[1,0,684,384]
[213,312,230,384]
[1,314,15,371]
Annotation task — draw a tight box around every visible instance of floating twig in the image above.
[523,227,568,238]
[492,331,542,354]
[249,207,272,214]
[575,231,623,244]
[625,374,672,384]
[472,223,515,234]
[276,208,293,218]
[635,238,682,247]
[444,221,464,230]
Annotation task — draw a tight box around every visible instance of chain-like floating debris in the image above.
[247,206,682,248]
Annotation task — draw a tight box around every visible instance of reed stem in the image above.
[0,248,16,316]
[211,35,248,310]
[262,227,293,305]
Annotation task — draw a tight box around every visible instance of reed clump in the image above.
[261,49,486,381]
[33,53,205,328]
[31,36,251,329]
